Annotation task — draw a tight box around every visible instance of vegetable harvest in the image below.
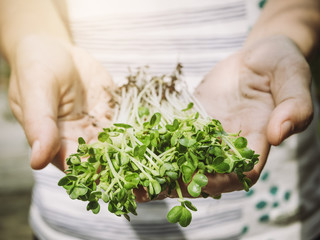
[58,64,259,227]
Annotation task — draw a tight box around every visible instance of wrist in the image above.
[0,0,72,65]
[244,0,320,60]
[3,33,73,66]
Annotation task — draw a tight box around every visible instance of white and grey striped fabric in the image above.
[29,0,320,239]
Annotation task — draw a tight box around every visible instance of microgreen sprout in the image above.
[58,64,259,227]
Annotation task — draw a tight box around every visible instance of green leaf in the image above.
[149,113,161,127]
[179,207,192,227]
[102,192,109,203]
[124,173,140,189]
[78,137,86,144]
[166,171,179,180]
[123,214,131,222]
[118,188,128,204]
[133,146,140,157]
[73,186,88,197]
[140,136,151,146]
[108,202,117,213]
[234,137,247,149]
[212,156,231,173]
[88,156,97,163]
[151,180,161,195]
[167,206,183,223]
[159,163,174,176]
[171,134,178,146]
[154,177,166,185]
[89,191,102,202]
[187,181,201,197]
[124,182,136,190]
[70,155,81,165]
[120,152,129,165]
[239,147,254,159]
[184,200,197,211]
[182,102,194,112]
[138,106,150,118]
[192,173,208,187]
[196,131,204,142]
[188,151,199,169]
[179,138,196,147]
[208,146,223,156]
[142,179,150,187]
[138,145,147,159]
[212,194,221,199]
[181,165,194,183]
[114,123,133,129]
[166,119,180,132]
[148,182,154,196]
[57,177,69,187]
[242,177,252,192]
[98,132,109,142]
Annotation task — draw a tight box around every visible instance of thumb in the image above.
[19,69,61,169]
[267,64,313,145]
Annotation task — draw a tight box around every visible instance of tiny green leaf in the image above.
[182,102,194,111]
[181,165,194,183]
[151,180,162,195]
[78,137,86,145]
[179,207,192,227]
[167,206,183,223]
[234,137,247,149]
[98,132,109,142]
[138,106,150,118]
[184,200,197,211]
[114,123,133,129]
[57,176,71,186]
[192,173,208,187]
[150,113,161,127]
[179,138,196,147]
[187,181,202,197]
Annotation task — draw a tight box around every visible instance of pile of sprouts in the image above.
[58,64,259,227]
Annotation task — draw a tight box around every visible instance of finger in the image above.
[18,66,61,170]
[267,60,313,145]
[53,138,78,171]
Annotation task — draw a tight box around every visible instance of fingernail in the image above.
[280,121,293,142]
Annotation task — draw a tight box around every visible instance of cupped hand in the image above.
[8,35,115,171]
[193,35,313,196]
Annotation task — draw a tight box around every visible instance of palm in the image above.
[9,37,114,171]
[194,36,312,194]
[54,47,115,170]
[195,53,272,176]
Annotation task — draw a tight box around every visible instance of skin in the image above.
[0,0,319,201]
[194,35,313,197]
[0,0,114,171]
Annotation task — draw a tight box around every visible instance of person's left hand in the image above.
[192,35,313,196]
[133,35,313,202]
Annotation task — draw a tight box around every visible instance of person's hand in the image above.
[192,35,313,196]
[8,35,115,171]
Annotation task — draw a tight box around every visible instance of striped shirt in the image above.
[30,1,320,239]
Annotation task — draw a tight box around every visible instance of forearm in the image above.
[245,0,320,59]
[0,0,71,64]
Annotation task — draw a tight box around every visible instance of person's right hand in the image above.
[8,35,115,171]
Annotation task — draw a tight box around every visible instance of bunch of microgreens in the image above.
[58,64,259,227]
